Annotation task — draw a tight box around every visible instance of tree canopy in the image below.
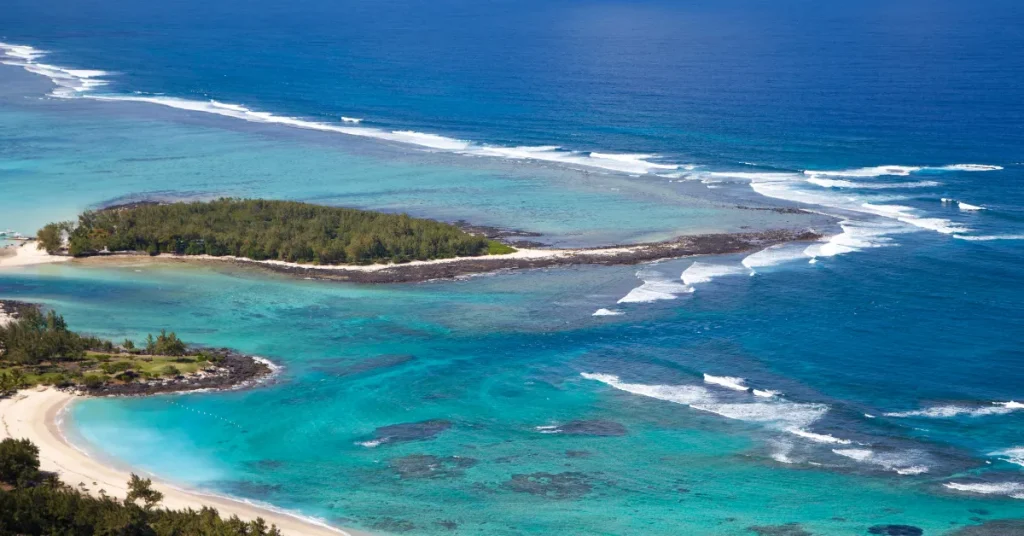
[0,438,282,535]
[38,199,514,264]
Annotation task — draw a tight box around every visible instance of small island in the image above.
[28,198,824,284]
[0,300,272,397]
[37,198,514,264]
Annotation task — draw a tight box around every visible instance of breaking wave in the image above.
[742,243,810,272]
[944,481,1024,499]
[832,448,930,475]
[702,374,749,391]
[617,270,693,304]
[580,372,836,446]
[0,41,684,176]
[993,447,1024,468]
[681,262,747,286]
[592,308,625,317]
[884,401,1024,418]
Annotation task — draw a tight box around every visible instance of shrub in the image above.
[100,361,132,375]
[82,374,105,388]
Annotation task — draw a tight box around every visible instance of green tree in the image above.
[126,473,163,510]
[0,438,40,486]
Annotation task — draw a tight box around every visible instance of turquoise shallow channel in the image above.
[2,0,1024,534]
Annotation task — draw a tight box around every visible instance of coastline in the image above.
[69,228,823,283]
[0,388,369,536]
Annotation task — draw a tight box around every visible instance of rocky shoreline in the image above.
[78,350,275,397]
[237,228,823,283]
[1,300,276,397]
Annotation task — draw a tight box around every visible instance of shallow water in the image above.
[2,0,1024,534]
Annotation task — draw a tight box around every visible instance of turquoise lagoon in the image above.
[2,0,1024,533]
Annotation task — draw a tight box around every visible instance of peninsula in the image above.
[28,199,824,283]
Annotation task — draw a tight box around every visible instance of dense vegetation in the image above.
[0,437,281,535]
[38,199,515,264]
[0,305,214,394]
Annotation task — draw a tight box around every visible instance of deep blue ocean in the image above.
[2,0,1024,534]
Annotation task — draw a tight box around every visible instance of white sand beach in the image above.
[0,241,72,268]
[0,388,368,536]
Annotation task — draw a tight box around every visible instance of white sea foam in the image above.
[681,262,747,286]
[356,439,383,448]
[806,178,940,189]
[786,428,851,445]
[884,401,1024,418]
[993,447,1024,468]
[592,308,625,316]
[832,448,929,475]
[957,202,984,211]
[617,270,694,304]
[944,482,1024,499]
[804,164,1002,178]
[770,440,797,464]
[1,41,689,177]
[703,374,749,391]
[939,164,1004,172]
[581,373,828,434]
[953,234,1024,241]
[803,220,903,259]
[753,389,781,398]
[742,243,811,272]
[534,425,561,434]
[805,166,922,178]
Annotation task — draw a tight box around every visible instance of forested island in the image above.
[37,199,514,265]
[0,301,271,396]
[0,437,282,535]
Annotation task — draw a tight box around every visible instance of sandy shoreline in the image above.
[0,241,71,268]
[0,388,368,536]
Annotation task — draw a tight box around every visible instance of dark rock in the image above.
[502,472,593,499]
[749,522,813,536]
[240,229,824,284]
[82,349,273,397]
[868,525,923,536]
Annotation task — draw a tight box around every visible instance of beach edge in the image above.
[0,388,369,536]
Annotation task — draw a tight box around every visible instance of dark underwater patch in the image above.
[502,471,593,499]
[370,517,416,533]
[364,419,453,446]
[949,520,1024,535]
[868,525,923,536]
[749,523,812,536]
[557,419,628,436]
[217,480,282,499]
[247,459,284,470]
[311,354,415,377]
[389,454,478,479]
